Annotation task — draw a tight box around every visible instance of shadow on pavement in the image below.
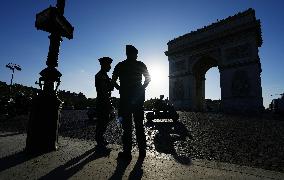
[109,158,130,180]
[147,121,192,165]
[128,157,144,180]
[0,150,40,172]
[109,156,145,180]
[39,146,111,180]
[0,132,23,138]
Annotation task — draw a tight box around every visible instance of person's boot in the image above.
[117,151,132,162]
[95,144,110,157]
[138,149,146,160]
[96,139,108,149]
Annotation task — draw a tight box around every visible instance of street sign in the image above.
[35,7,74,39]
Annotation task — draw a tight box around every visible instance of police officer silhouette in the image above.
[112,45,151,161]
[95,57,117,149]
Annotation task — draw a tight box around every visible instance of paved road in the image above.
[1,132,283,180]
[59,111,284,172]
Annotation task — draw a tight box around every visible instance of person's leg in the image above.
[95,119,103,144]
[134,108,146,155]
[95,112,109,146]
[121,112,132,154]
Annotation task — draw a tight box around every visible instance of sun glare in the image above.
[148,65,167,84]
[145,63,169,99]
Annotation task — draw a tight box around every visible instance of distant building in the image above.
[165,8,263,113]
[269,93,284,114]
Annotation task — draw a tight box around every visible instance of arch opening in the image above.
[205,67,221,112]
[192,57,219,111]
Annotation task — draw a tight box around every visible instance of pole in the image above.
[26,0,73,154]
[10,69,14,95]
[10,69,14,86]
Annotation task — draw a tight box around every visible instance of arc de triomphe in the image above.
[165,8,263,113]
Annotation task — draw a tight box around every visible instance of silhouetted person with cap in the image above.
[95,57,117,149]
[112,45,151,161]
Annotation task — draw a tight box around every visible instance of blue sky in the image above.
[0,0,283,108]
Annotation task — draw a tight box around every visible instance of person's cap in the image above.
[98,57,113,65]
[126,45,138,54]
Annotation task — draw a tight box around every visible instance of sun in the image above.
[143,62,169,99]
[148,64,168,85]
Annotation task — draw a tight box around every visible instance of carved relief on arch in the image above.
[172,60,186,73]
[172,79,184,100]
[231,70,250,97]
[225,43,252,61]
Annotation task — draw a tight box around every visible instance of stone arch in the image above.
[165,8,263,113]
[192,56,218,78]
[231,70,250,97]
[192,56,219,111]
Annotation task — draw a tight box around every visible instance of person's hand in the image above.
[142,84,147,90]
[112,81,120,90]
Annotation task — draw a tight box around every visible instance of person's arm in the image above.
[109,77,119,90]
[108,77,115,91]
[142,63,151,89]
[111,64,120,90]
[113,81,120,90]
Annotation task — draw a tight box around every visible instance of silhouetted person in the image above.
[95,57,117,149]
[154,95,167,113]
[112,45,151,161]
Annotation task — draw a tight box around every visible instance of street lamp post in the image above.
[5,63,22,94]
[26,0,74,153]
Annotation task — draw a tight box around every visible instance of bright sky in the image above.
[0,0,284,108]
